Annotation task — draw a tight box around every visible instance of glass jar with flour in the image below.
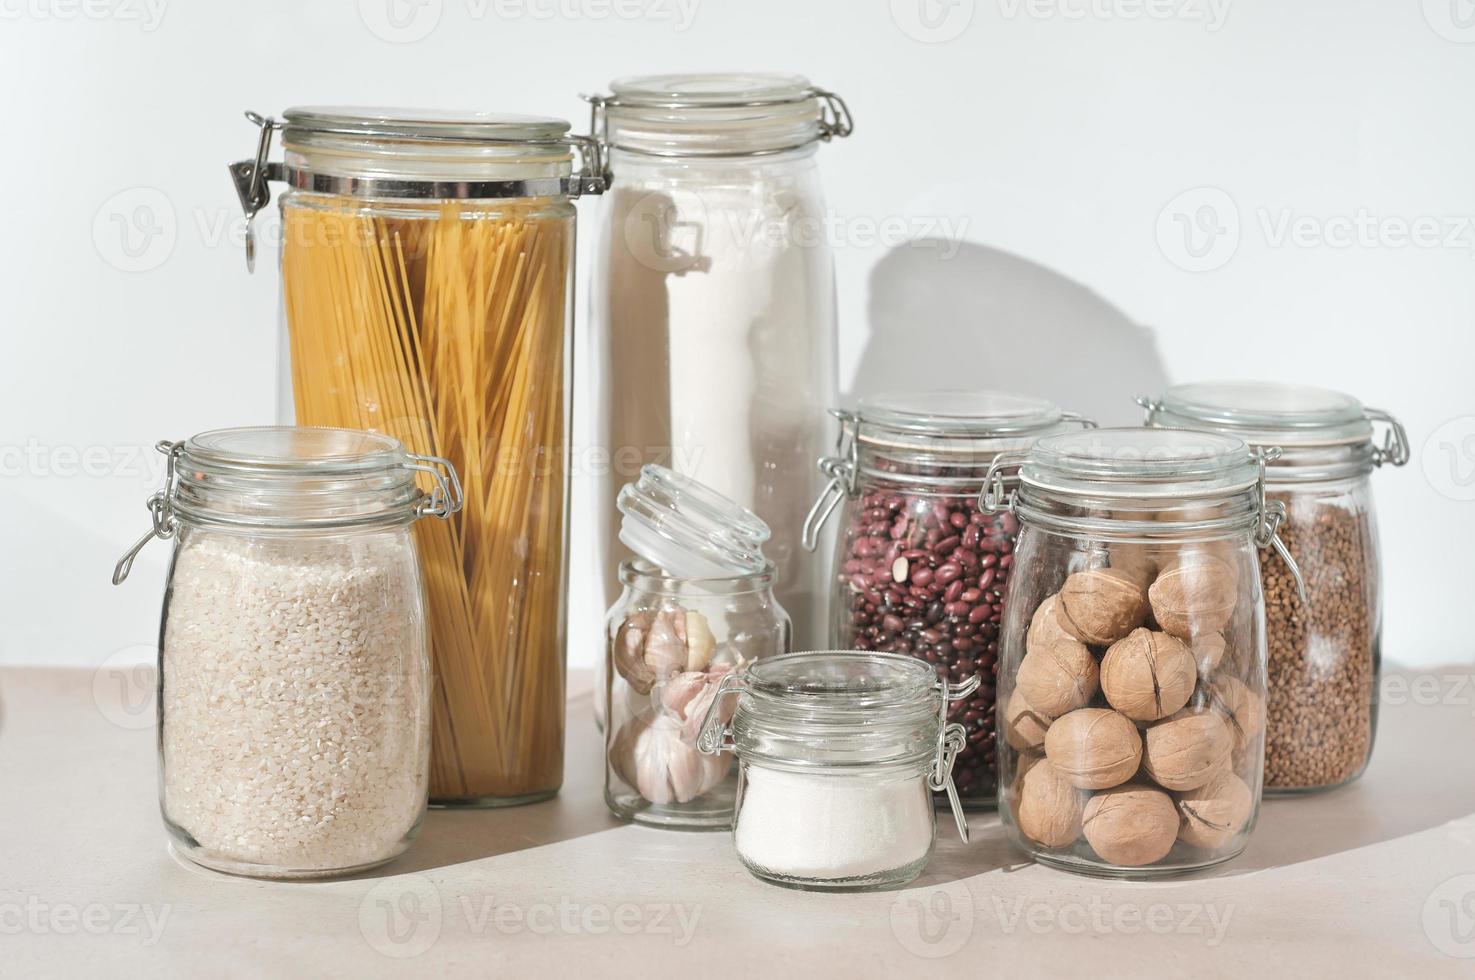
[697,651,971,891]
[586,73,855,654]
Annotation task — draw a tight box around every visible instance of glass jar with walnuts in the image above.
[1141,382,1407,793]
[800,391,1094,806]
[984,428,1301,878]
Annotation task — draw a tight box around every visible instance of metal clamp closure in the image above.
[407,452,465,519]
[978,450,1030,514]
[930,673,973,844]
[695,671,745,756]
[112,441,184,585]
[800,410,859,552]
[1252,448,1309,604]
[1365,407,1410,467]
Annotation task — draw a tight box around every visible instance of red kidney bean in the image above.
[837,486,1022,801]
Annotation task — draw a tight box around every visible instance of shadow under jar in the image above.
[802,390,1093,805]
[1142,382,1408,793]
[229,106,606,806]
[112,427,461,879]
[696,651,971,891]
[984,428,1299,878]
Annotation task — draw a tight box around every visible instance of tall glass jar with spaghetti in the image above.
[229,108,607,806]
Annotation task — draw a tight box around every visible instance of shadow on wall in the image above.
[849,242,1168,425]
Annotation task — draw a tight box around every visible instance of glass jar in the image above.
[801,390,1094,805]
[984,428,1292,877]
[229,107,605,806]
[603,465,790,828]
[1141,382,1408,793]
[586,73,855,653]
[112,427,462,879]
[696,652,970,892]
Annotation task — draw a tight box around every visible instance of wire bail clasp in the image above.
[978,450,1030,514]
[1252,447,1308,605]
[1365,407,1410,467]
[800,410,859,552]
[112,441,184,585]
[930,673,974,844]
[406,452,465,519]
[228,112,281,274]
[695,672,746,756]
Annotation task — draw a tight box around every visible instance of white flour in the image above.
[733,766,935,880]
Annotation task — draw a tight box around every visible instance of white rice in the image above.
[160,530,430,875]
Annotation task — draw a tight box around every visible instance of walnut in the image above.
[1210,676,1264,751]
[1148,555,1239,639]
[1176,771,1254,849]
[1082,784,1179,867]
[1003,690,1052,752]
[1043,707,1142,790]
[1057,569,1149,646]
[1016,604,1099,717]
[1100,628,1197,722]
[1142,707,1234,791]
[1016,760,1084,848]
[1108,546,1158,589]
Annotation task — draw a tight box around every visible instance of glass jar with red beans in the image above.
[801,392,1094,805]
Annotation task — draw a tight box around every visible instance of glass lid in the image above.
[607,73,814,107]
[617,464,771,579]
[185,426,408,474]
[743,651,938,713]
[282,106,572,143]
[1022,427,1259,498]
[858,390,1064,437]
[1151,381,1373,448]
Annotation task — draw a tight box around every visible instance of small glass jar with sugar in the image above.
[697,651,970,891]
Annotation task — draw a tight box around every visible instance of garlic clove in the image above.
[613,610,657,694]
[611,710,727,805]
[642,609,688,681]
[684,610,717,672]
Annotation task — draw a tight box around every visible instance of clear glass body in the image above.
[1261,474,1381,792]
[604,561,790,828]
[590,145,838,654]
[997,524,1268,878]
[830,464,1018,806]
[732,761,935,891]
[278,191,574,806]
[159,522,432,879]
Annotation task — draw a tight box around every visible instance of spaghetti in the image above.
[282,196,572,802]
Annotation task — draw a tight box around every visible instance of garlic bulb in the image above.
[613,607,717,694]
[610,710,729,805]
[660,662,737,744]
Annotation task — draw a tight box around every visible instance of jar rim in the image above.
[729,651,944,771]
[601,72,831,158]
[1023,427,1259,499]
[618,558,776,594]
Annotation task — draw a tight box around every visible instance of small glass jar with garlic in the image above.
[604,465,791,829]
[983,428,1300,877]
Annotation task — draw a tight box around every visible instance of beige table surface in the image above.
[4,665,1475,978]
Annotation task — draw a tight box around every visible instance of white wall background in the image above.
[2,0,1472,672]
